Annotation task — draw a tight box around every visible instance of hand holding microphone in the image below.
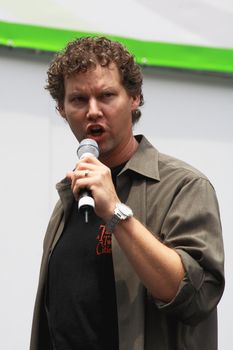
[76,138,99,223]
[67,138,120,224]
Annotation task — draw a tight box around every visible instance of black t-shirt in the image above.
[47,165,125,350]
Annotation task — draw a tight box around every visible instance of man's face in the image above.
[59,63,140,162]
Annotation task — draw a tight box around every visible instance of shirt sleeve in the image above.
[152,177,225,326]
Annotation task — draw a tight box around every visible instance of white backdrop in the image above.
[1,0,233,47]
[0,46,232,349]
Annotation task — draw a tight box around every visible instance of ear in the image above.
[131,95,140,111]
[57,102,66,119]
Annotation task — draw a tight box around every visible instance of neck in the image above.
[100,136,138,168]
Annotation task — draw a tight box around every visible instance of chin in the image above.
[99,144,114,157]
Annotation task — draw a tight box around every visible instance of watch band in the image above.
[107,214,122,233]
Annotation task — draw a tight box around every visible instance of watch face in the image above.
[117,203,133,217]
[107,203,133,233]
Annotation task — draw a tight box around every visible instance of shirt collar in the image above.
[121,135,160,181]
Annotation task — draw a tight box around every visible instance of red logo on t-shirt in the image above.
[96,225,112,255]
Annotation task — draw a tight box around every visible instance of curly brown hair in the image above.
[45,36,144,124]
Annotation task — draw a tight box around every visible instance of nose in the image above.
[86,98,103,121]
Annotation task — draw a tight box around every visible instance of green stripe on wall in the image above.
[1,21,233,74]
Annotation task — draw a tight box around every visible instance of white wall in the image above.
[0,46,232,349]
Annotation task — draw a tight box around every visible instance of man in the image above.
[30,37,224,350]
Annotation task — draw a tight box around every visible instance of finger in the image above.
[68,170,93,195]
[66,171,75,181]
[78,154,99,162]
[77,155,101,168]
[73,169,91,179]
[84,170,90,177]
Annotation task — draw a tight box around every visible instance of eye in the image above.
[101,91,115,100]
[71,95,88,104]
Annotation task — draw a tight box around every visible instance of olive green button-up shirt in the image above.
[30,135,224,350]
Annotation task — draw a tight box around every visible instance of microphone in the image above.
[76,138,99,223]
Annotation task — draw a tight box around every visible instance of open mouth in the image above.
[88,125,105,137]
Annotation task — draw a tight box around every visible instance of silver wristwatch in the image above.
[107,202,133,233]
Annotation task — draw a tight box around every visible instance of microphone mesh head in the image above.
[77,138,99,159]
